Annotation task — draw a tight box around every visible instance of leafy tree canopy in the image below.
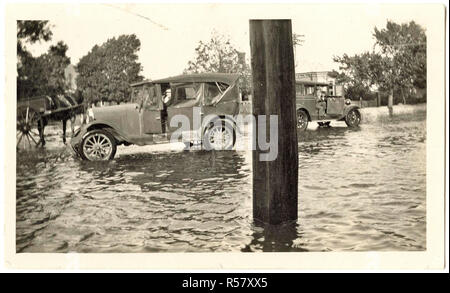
[333,20,426,102]
[17,20,53,59]
[76,34,144,105]
[17,41,71,100]
[17,21,72,100]
[184,31,252,93]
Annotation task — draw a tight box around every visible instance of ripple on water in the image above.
[16,116,426,252]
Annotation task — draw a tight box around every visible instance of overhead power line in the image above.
[102,4,169,31]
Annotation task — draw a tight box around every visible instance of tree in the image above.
[332,20,426,104]
[373,20,426,104]
[332,52,385,100]
[76,34,143,105]
[17,20,55,100]
[17,41,71,100]
[17,20,52,60]
[184,31,252,94]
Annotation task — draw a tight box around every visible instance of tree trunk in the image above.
[388,89,394,117]
[401,87,406,105]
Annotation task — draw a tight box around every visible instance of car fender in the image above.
[82,119,130,142]
[296,107,311,121]
[340,105,361,120]
[343,105,361,116]
[201,114,238,135]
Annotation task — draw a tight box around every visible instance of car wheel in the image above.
[297,109,308,131]
[80,129,117,161]
[345,109,361,127]
[203,121,235,150]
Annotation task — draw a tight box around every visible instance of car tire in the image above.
[297,109,309,131]
[80,129,117,161]
[345,109,361,127]
[203,121,235,151]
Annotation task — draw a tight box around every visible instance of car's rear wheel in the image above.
[80,129,117,161]
[345,109,361,127]
[297,109,309,131]
[203,122,235,150]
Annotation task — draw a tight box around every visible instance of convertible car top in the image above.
[130,73,240,87]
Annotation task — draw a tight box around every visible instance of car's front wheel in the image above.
[345,109,361,127]
[80,129,117,161]
[297,109,309,131]
[203,122,235,150]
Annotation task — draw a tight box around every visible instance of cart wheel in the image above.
[16,106,43,150]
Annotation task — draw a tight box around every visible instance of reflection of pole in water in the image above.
[250,19,299,225]
[242,221,306,252]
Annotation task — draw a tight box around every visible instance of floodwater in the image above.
[16,110,426,252]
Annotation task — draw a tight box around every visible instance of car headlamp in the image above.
[73,126,81,137]
[345,99,352,105]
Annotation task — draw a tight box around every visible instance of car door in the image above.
[140,84,163,134]
[326,85,345,116]
[326,96,345,115]
[166,83,202,134]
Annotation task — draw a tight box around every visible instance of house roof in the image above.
[130,73,240,87]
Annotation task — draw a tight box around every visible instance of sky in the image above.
[22,3,432,80]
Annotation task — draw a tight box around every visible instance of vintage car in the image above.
[70,73,241,161]
[295,80,361,130]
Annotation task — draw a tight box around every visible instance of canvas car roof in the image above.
[130,73,239,87]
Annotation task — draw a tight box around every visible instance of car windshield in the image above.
[204,82,229,105]
[131,84,159,109]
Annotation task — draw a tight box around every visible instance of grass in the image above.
[360,103,426,124]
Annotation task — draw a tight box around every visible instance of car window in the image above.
[171,83,201,108]
[296,84,306,96]
[204,82,228,105]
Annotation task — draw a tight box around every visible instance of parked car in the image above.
[70,73,241,161]
[295,80,361,130]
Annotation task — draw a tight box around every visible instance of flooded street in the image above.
[16,110,426,252]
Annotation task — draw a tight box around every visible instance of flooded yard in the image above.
[16,107,426,252]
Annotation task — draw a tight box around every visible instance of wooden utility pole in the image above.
[250,20,298,225]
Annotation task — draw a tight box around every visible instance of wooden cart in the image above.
[16,95,84,150]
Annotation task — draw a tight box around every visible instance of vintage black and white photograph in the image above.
[3,1,446,269]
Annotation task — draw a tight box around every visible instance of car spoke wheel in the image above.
[16,106,42,150]
[297,109,308,131]
[203,123,235,150]
[345,109,361,127]
[81,130,117,161]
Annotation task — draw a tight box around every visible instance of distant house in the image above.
[64,64,78,94]
[295,71,335,84]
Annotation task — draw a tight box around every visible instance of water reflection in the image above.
[16,115,426,252]
[242,221,307,252]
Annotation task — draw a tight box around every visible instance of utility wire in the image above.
[102,4,169,31]
[378,42,426,47]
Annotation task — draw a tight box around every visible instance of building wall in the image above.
[295,71,335,84]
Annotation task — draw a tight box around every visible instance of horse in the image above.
[37,94,85,146]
